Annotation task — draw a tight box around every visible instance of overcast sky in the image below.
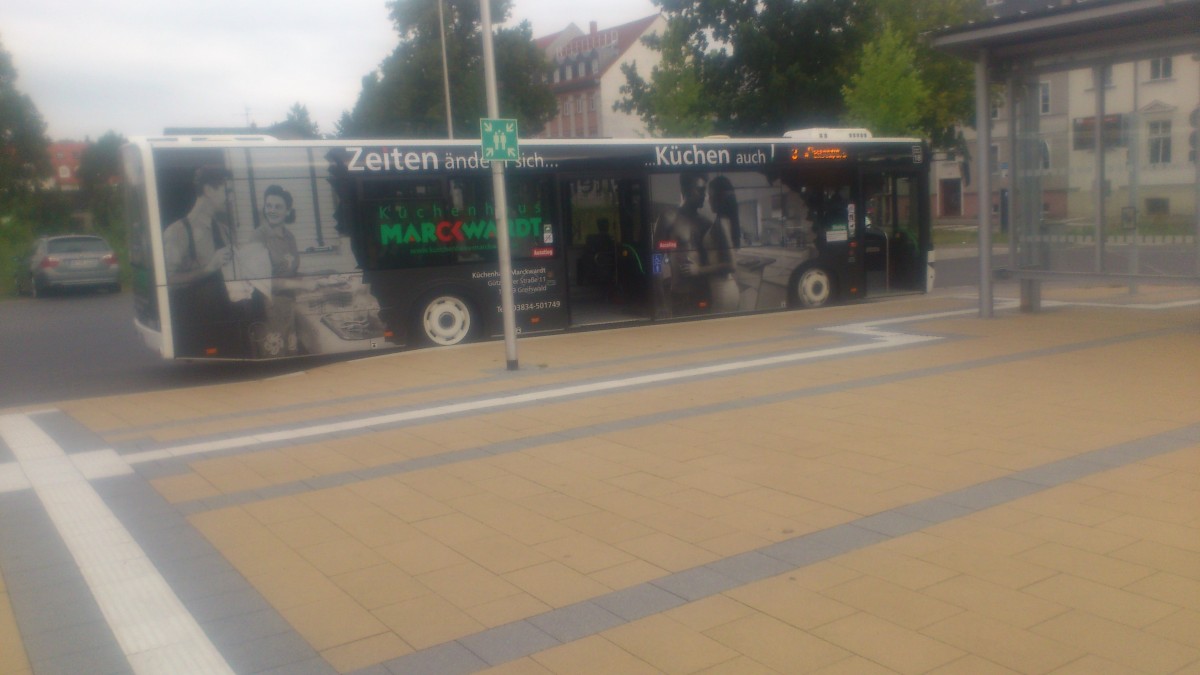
[1,0,660,141]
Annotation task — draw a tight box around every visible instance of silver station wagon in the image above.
[14,235,121,297]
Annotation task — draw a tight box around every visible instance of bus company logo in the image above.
[656,240,678,251]
[531,247,554,258]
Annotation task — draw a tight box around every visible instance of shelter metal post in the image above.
[976,51,994,318]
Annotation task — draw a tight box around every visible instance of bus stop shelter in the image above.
[931,0,1200,316]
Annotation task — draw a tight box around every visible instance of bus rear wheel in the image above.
[417,294,476,346]
[792,266,833,308]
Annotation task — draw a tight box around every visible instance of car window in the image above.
[47,237,110,254]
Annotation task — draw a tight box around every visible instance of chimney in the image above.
[590,21,598,35]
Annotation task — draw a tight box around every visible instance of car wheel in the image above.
[416,293,476,346]
[792,266,833,308]
[31,276,46,299]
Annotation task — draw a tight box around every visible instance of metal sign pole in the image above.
[479,0,519,370]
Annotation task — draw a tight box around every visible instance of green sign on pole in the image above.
[481,118,519,162]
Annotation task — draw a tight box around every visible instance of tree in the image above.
[0,35,50,205]
[339,0,555,139]
[620,0,985,146]
[842,24,928,136]
[269,103,320,139]
[620,0,873,137]
[78,131,127,236]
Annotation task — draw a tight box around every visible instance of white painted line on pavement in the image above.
[125,307,983,466]
[0,413,233,675]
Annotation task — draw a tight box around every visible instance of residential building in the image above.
[533,15,666,139]
[46,141,86,191]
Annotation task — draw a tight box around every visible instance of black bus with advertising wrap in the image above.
[121,130,931,360]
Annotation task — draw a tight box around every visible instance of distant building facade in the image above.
[45,142,86,191]
[532,15,666,139]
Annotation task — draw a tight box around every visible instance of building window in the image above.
[989,144,1000,174]
[1149,57,1173,81]
[990,100,1000,119]
[564,99,573,115]
[577,95,585,115]
[1038,140,1050,170]
[1145,197,1169,216]
[1093,65,1113,89]
[1039,82,1050,115]
[1148,120,1171,165]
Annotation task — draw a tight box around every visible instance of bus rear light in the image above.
[39,256,60,269]
[530,316,541,324]
[383,330,394,338]
[102,253,118,265]
[204,347,219,356]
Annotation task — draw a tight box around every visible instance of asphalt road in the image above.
[0,253,1022,410]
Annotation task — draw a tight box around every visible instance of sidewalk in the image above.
[1,284,1198,674]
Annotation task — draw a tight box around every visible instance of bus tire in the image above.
[415,293,477,346]
[791,266,833,308]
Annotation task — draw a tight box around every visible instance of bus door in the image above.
[862,170,924,297]
[561,176,651,327]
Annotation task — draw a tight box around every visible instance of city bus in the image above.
[121,130,932,360]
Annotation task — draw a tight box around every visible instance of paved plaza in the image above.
[1,283,1198,674]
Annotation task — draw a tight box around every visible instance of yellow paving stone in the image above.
[149,471,221,503]
[604,614,740,674]
[1025,573,1180,627]
[503,560,612,607]
[923,575,1067,628]
[320,632,413,673]
[531,635,660,675]
[418,561,523,609]
[926,655,1022,675]
[640,507,741,545]
[1147,608,1200,651]
[925,518,1045,557]
[589,558,668,589]
[268,514,351,549]
[1033,610,1200,673]
[822,574,963,630]
[331,564,428,610]
[535,534,635,574]
[697,530,773,557]
[414,511,500,546]
[377,535,469,575]
[703,613,851,673]
[243,495,317,525]
[922,612,1084,674]
[0,587,30,675]
[810,613,964,675]
[452,494,577,545]
[464,592,552,628]
[917,542,1056,589]
[615,531,720,572]
[249,562,347,610]
[299,537,387,577]
[279,594,389,652]
[1016,542,1156,588]
[451,534,550,575]
[349,479,456,522]
[1008,515,1137,555]
[1127,572,1200,612]
[693,655,784,674]
[1046,654,1145,675]
[836,546,958,590]
[1110,539,1200,582]
[1101,514,1200,553]
[663,596,756,633]
[190,456,274,493]
[515,491,599,522]
[478,658,555,675]
[726,576,858,630]
[373,593,485,650]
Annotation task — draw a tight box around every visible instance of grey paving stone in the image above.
[32,645,131,675]
[460,621,560,665]
[222,630,321,674]
[594,583,687,621]
[253,656,338,675]
[893,498,974,525]
[378,641,488,675]
[855,510,933,537]
[528,602,624,643]
[1011,458,1108,486]
[652,565,740,601]
[941,477,1043,510]
[704,551,795,584]
[32,410,109,455]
